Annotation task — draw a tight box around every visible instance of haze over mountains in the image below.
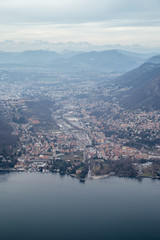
[0,49,149,73]
[0,40,160,54]
[1,46,160,110]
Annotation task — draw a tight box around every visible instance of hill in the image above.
[0,49,148,73]
[118,55,160,110]
[69,49,146,73]
[0,114,18,168]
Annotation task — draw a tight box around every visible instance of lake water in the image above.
[0,172,160,240]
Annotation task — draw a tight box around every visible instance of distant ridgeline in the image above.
[0,49,147,73]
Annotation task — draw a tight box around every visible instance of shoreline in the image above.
[91,174,110,179]
[0,168,160,180]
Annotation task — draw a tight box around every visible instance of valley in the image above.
[0,51,160,180]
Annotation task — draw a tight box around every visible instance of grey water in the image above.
[0,172,160,240]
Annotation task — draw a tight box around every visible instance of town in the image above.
[0,69,160,180]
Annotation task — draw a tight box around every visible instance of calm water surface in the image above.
[0,172,160,240]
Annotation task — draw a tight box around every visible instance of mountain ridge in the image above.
[117,55,160,110]
[0,49,148,73]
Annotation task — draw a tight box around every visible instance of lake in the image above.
[0,172,160,240]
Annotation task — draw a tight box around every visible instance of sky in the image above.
[0,0,160,46]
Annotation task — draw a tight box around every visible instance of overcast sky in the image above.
[0,0,160,46]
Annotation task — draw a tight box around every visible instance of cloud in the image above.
[0,0,159,46]
[0,0,159,24]
[0,21,160,47]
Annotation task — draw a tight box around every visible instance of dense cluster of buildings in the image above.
[0,70,160,178]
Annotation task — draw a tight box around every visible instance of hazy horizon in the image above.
[0,40,160,53]
[0,0,159,47]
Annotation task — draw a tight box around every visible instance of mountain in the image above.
[68,49,146,73]
[118,55,160,110]
[0,113,18,168]
[0,40,160,53]
[0,49,148,73]
[147,55,160,64]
